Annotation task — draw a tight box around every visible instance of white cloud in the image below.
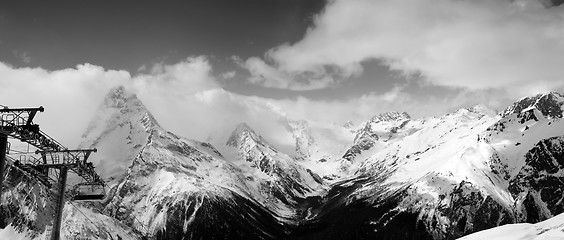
[133,56,219,97]
[12,50,31,64]
[0,56,219,147]
[0,62,130,146]
[239,57,337,91]
[252,0,564,96]
[266,86,440,126]
[0,54,522,153]
[220,71,236,80]
[0,57,299,150]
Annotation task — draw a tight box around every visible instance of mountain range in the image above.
[2,86,564,240]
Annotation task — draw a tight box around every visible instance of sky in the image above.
[1,0,564,147]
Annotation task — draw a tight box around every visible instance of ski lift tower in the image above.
[0,106,105,240]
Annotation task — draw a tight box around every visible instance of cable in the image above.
[91,188,152,238]
[62,178,150,239]
[68,201,117,240]
[75,177,152,237]
[9,149,36,154]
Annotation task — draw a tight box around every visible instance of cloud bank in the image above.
[245,0,564,95]
[0,56,469,151]
[0,63,130,146]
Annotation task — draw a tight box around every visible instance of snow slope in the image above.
[459,212,564,240]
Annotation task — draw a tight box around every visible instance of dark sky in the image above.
[0,0,325,72]
[0,0,414,101]
[2,0,553,110]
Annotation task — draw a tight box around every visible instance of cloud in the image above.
[0,57,299,151]
[0,62,130,146]
[220,70,236,80]
[133,56,219,97]
[238,57,338,91]
[0,54,520,154]
[250,0,564,96]
[12,50,31,63]
[265,85,443,126]
[0,56,219,147]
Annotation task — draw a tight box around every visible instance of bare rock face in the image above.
[509,136,564,223]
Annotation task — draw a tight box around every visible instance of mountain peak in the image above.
[234,122,254,133]
[226,122,265,148]
[343,121,355,129]
[103,85,138,108]
[370,111,411,122]
[102,86,159,126]
[502,91,564,118]
[81,86,160,142]
[78,86,163,183]
[468,104,498,116]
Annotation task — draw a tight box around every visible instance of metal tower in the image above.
[0,106,105,240]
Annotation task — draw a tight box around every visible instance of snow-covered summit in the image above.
[343,121,355,129]
[102,85,157,123]
[103,86,138,108]
[226,122,271,149]
[370,111,411,122]
[355,111,411,143]
[78,86,160,183]
[81,86,159,140]
[469,104,498,116]
[502,92,564,118]
[221,121,324,214]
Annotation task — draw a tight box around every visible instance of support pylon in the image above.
[51,166,67,240]
[0,134,7,204]
[1,106,105,240]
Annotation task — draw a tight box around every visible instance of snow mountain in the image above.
[309,92,564,239]
[222,122,324,215]
[286,92,564,239]
[78,86,302,239]
[3,89,564,240]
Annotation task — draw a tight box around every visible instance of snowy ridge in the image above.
[502,92,564,118]
[222,122,324,214]
[342,111,414,166]
[347,107,512,238]
[341,97,564,239]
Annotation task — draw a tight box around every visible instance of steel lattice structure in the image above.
[0,106,105,240]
